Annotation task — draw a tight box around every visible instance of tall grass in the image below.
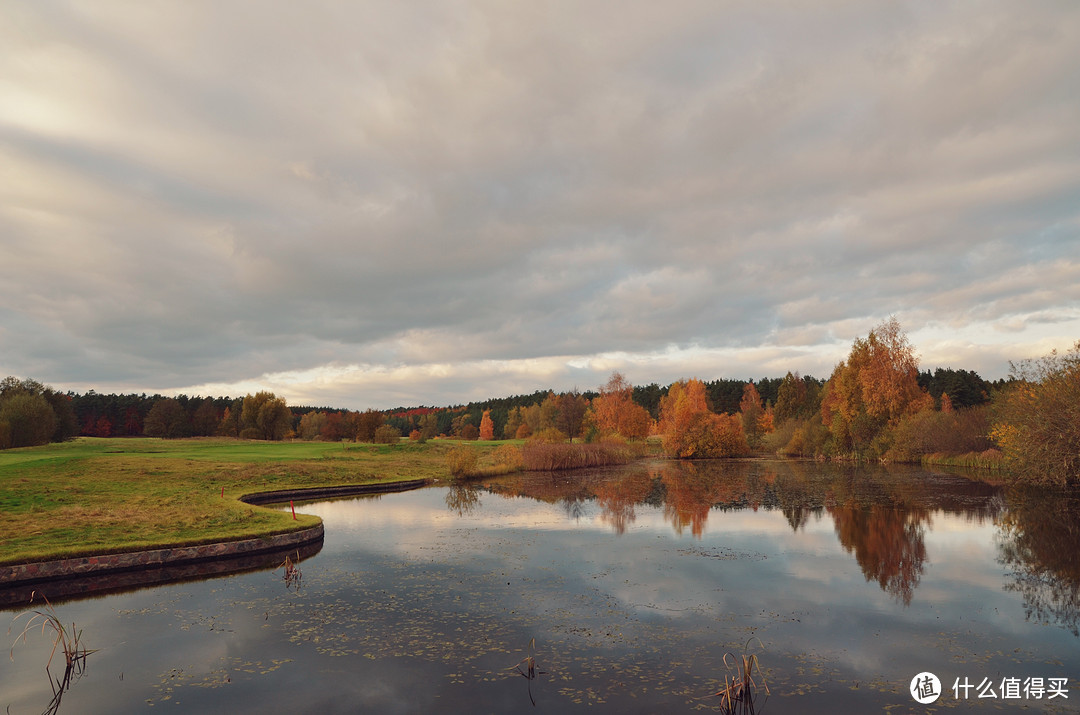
[921,449,1006,471]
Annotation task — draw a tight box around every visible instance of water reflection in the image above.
[998,487,1080,635]
[477,459,1007,605]
[829,504,927,605]
[3,460,1078,714]
[445,484,481,516]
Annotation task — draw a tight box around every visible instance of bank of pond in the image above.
[3,459,1077,714]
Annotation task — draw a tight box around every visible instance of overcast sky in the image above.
[2,2,1078,410]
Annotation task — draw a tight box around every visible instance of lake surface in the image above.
[3,459,1078,713]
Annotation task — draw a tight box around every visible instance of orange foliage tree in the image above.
[479,409,495,441]
[660,378,750,458]
[590,372,652,441]
[820,317,932,457]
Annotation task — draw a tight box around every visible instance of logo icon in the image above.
[910,672,942,704]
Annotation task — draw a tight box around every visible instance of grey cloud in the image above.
[1,1,1078,404]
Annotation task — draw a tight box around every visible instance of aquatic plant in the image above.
[276,551,303,590]
[508,637,547,706]
[706,638,770,714]
[9,591,97,714]
[9,591,97,673]
[512,637,539,680]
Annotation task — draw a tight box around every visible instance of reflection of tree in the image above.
[997,488,1080,636]
[660,462,736,537]
[829,502,929,605]
[595,470,654,534]
[774,468,819,532]
[445,484,480,516]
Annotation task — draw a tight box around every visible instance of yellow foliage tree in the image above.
[991,341,1080,485]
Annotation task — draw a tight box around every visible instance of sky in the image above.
[1,1,1078,410]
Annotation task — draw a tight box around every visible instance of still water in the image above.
[3,459,1078,713]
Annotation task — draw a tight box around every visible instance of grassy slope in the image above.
[0,437,485,567]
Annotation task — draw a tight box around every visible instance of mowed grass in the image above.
[0,437,490,567]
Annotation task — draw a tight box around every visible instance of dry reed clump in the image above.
[704,638,770,714]
[520,441,636,471]
[491,444,524,472]
[276,550,303,590]
[10,591,98,713]
[9,592,97,672]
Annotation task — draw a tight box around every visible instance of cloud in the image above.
[1,1,1078,408]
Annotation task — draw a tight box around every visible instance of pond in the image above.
[3,459,1079,713]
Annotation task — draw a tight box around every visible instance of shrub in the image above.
[373,425,402,444]
[409,429,422,442]
[530,427,567,443]
[446,445,478,478]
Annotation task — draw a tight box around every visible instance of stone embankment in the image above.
[0,479,430,605]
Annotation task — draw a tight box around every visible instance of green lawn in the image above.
[0,437,489,566]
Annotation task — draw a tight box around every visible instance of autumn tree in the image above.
[241,391,291,440]
[660,378,749,458]
[218,399,243,437]
[479,410,495,440]
[503,407,523,440]
[739,382,766,449]
[320,411,346,441]
[590,372,652,441]
[417,412,438,442]
[820,317,932,458]
[991,341,1080,486]
[555,391,589,442]
[538,392,559,432]
[298,411,327,440]
[355,409,386,442]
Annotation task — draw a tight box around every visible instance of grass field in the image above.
[0,437,503,567]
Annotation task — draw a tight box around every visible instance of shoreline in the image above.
[0,478,431,604]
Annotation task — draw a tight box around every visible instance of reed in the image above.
[9,592,97,674]
[706,638,769,714]
[276,550,303,590]
[520,441,638,471]
[508,637,546,706]
[921,449,1006,471]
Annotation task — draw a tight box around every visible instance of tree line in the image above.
[1,319,1074,485]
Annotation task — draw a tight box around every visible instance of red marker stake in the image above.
[291,500,297,520]
[221,486,225,498]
